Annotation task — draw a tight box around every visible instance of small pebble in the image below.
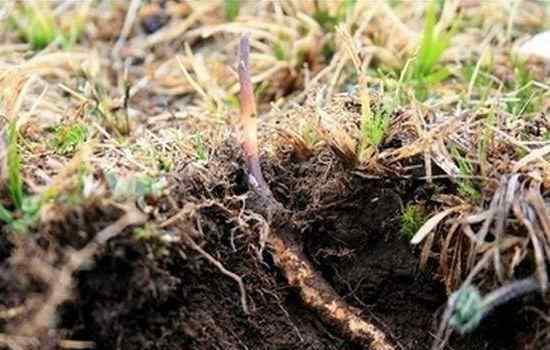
[517,31,550,61]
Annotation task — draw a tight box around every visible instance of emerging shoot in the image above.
[238,35,268,191]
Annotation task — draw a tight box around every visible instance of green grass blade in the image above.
[0,203,13,223]
[415,0,438,77]
[7,120,23,209]
[224,0,240,21]
[19,3,57,50]
[424,67,451,85]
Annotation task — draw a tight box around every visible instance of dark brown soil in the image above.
[0,143,536,349]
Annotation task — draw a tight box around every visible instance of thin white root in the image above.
[182,227,249,315]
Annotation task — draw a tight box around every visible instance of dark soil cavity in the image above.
[0,144,533,349]
[263,147,529,350]
[295,176,527,350]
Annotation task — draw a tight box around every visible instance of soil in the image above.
[0,143,535,350]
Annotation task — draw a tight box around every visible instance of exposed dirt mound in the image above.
[54,146,363,349]
[65,207,356,350]
[0,143,536,349]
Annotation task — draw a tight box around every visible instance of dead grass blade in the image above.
[411,206,465,244]
[512,183,548,291]
[513,144,550,172]
[440,217,463,290]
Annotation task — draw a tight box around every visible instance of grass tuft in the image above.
[451,147,481,202]
[313,0,356,32]
[192,133,209,162]
[224,0,240,21]
[0,120,42,233]
[358,93,393,161]
[401,204,428,241]
[11,2,57,50]
[7,119,23,210]
[52,122,88,155]
[408,0,458,99]
[10,1,88,50]
[506,58,543,119]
